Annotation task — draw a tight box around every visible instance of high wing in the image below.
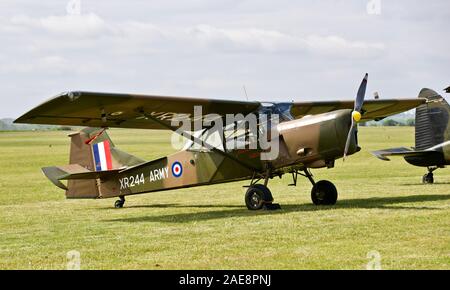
[15,91,426,129]
[290,99,426,121]
[15,91,261,130]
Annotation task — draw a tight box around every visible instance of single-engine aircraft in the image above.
[372,88,450,184]
[15,74,425,210]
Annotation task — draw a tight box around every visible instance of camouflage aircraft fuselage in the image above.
[66,109,356,199]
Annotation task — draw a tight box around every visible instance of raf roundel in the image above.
[171,161,183,178]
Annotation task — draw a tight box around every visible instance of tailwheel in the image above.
[311,180,338,205]
[114,196,125,208]
[422,173,434,184]
[245,184,274,210]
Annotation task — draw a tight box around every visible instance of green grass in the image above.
[0,127,449,269]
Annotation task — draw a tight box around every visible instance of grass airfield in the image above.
[0,127,449,270]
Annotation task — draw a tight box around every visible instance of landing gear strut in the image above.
[114,196,125,208]
[244,168,339,209]
[422,167,437,184]
[302,169,338,205]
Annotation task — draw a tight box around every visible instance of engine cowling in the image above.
[276,109,358,168]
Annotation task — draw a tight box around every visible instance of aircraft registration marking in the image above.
[119,166,174,190]
[119,173,145,190]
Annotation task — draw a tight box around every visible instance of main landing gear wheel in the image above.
[422,173,434,184]
[245,184,274,210]
[423,167,437,184]
[114,196,125,208]
[311,180,338,205]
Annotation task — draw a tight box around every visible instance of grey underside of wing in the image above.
[371,147,433,161]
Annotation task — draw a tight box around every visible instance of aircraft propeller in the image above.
[343,73,368,160]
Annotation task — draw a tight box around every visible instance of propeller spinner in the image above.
[343,73,368,160]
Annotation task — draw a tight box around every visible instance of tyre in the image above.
[422,173,434,184]
[311,180,338,205]
[245,184,273,210]
[114,200,124,208]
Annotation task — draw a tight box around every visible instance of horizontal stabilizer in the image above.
[59,168,122,180]
[371,147,436,161]
[42,164,122,190]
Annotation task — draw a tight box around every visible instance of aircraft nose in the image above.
[338,109,361,157]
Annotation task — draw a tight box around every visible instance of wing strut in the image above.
[140,111,261,172]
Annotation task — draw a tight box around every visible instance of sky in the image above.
[0,0,449,118]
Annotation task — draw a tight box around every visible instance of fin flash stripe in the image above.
[93,140,113,171]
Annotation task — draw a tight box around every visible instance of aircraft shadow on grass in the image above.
[104,194,450,224]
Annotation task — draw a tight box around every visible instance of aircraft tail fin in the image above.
[42,127,145,198]
[69,127,145,171]
[415,89,450,150]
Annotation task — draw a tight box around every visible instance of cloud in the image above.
[8,13,165,41]
[187,25,384,58]
[10,13,110,37]
[0,55,104,75]
[305,35,385,58]
[4,13,384,58]
[0,0,448,119]
[188,25,306,53]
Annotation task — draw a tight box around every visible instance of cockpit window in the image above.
[183,119,260,152]
[183,128,224,151]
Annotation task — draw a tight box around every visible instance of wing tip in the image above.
[371,151,391,161]
[14,91,75,124]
